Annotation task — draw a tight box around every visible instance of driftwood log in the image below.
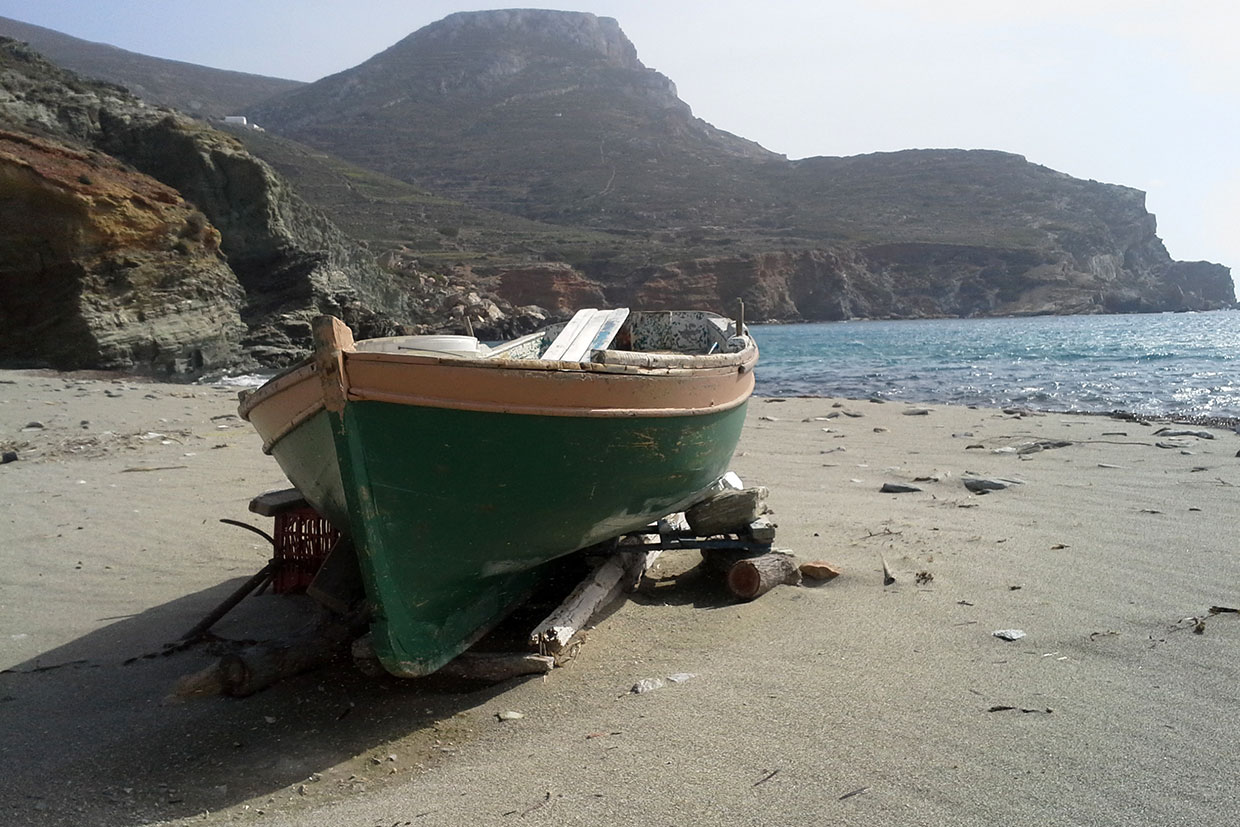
[174,622,353,698]
[437,652,555,682]
[700,547,764,576]
[726,552,801,600]
[352,637,554,683]
[529,549,657,654]
[685,487,769,535]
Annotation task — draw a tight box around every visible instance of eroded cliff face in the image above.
[90,111,436,362]
[492,263,607,314]
[493,241,1234,323]
[0,130,244,372]
[0,38,450,371]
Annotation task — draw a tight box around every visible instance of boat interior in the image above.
[354,309,751,363]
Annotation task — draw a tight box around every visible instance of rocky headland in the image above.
[243,10,1232,322]
[0,10,1233,375]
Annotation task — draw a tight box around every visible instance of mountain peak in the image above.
[411,9,641,69]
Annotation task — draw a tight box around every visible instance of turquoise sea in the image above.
[752,310,1240,422]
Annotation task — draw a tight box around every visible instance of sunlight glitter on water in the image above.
[753,311,1240,419]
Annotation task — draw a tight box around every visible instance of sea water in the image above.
[752,310,1240,421]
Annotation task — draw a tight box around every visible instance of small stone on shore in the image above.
[880,482,922,493]
[963,476,1022,493]
[800,561,842,581]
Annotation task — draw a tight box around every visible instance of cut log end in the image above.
[726,552,801,600]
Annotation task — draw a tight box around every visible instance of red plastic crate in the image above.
[271,506,339,594]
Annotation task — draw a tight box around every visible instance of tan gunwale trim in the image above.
[244,338,757,450]
[238,360,314,420]
[238,340,758,418]
[259,397,325,454]
[346,387,751,418]
[344,351,752,415]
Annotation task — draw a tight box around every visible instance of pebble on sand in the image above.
[880,482,922,493]
[800,561,842,581]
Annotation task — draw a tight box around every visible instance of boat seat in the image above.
[541,308,630,362]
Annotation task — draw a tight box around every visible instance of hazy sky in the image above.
[2,1,1236,270]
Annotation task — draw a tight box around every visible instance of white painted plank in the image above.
[541,308,598,361]
[585,308,630,355]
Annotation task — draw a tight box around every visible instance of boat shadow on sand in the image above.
[0,576,523,826]
[627,554,746,610]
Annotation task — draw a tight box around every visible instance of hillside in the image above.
[0,15,302,117]
[249,9,781,231]
[1,9,1232,343]
[224,125,632,270]
[245,9,1232,318]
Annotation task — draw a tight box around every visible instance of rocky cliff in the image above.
[0,38,512,373]
[0,130,244,372]
[492,239,1234,322]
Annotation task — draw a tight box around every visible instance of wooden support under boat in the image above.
[438,652,555,682]
[685,486,769,535]
[528,549,657,654]
[529,489,786,656]
[726,552,802,600]
[352,636,554,683]
[174,616,360,698]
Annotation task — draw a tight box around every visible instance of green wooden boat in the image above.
[239,309,757,677]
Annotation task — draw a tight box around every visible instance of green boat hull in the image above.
[280,400,748,676]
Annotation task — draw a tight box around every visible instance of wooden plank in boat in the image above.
[542,308,629,362]
[585,308,630,355]
[540,308,598,361]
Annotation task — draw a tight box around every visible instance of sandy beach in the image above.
[2,368,1238,826]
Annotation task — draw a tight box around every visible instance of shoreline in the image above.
[758,390,1240,431]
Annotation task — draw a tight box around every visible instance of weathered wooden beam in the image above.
[685,486,769,535]
[313,315,354,414]
[437,652,555,682]
[528,550,654,654]
[726,551,801,600]
[174,622,353,698]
